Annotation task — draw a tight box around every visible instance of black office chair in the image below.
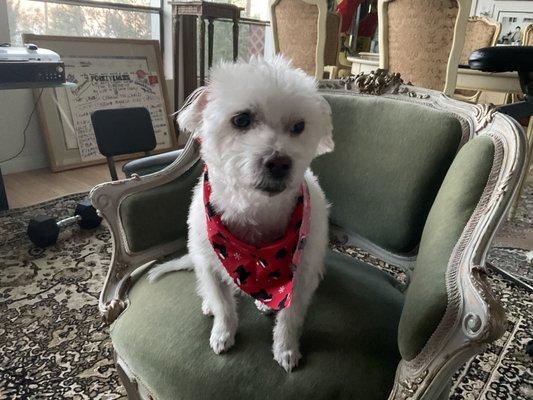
[90,107,182,180]
[469,46,533,120]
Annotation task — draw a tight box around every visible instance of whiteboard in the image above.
[56,56,172,161]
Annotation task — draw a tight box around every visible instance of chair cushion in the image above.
[111,251,405,400]
[120,160,203,252]
[313,94,464,254]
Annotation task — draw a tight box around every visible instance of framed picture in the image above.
[471,0,495,19]
[22,34,177,171]
[496,11,533,44]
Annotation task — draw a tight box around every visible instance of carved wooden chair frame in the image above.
[523,24,533,46]
[470,15,502,46]
[455,16,501,103]
[269,0,328,79]
[323,11,348,79]
[91,73,526,400]
[378,0,472,96]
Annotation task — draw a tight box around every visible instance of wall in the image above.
[0,0,9,41]
[0,0,50,174]
[471,0,533,18]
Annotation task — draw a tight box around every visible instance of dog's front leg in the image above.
[272,268,320,372]
[196,264,238,354]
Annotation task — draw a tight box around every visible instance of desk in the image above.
[455,67,520,93]
[347,54,379,75]
[347,55,521,94]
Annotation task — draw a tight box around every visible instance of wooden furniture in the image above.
[348,52,379,75]
[378,0,471,95]
[524,24,533,46]
[269,0,343,79]
[456,67,521,93]
[459,17,501,65]
[347,54,522,93]
[455,16,501,102]
[323,12,351,79]
[335,33,356,78]
[171,1,241,104]
[91,72,526,400]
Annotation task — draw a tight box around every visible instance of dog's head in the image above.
[178,56,334,195]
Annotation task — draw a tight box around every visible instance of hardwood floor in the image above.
[4,161,127,209]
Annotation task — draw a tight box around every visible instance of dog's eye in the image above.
[290,121,305,135]
[231,112,252,129]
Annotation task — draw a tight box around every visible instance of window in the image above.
[6,0,162,45]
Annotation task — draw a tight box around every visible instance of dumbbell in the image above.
[27,199,102,247]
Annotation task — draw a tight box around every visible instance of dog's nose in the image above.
[265,155,292,180]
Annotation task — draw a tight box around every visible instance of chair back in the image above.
[269,0,331,78]
[524,24,533,46]
[324,11,342,68]
[91,107,157,180]
[378,0,471,95]
[459,17,501,65]
[312,91,465,255]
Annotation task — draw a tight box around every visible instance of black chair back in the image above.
[91,107,157,180]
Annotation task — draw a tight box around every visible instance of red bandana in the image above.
[203,168,311,310]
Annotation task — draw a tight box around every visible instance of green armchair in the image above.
[90,72,526,400]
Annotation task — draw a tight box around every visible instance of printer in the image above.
[0,43,66,89]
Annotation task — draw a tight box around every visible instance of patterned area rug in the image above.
[0,190,532,399]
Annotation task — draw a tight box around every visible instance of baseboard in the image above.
[1,153,49,175]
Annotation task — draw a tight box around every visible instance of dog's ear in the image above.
[175,86,209,137]
[316,97,334,155]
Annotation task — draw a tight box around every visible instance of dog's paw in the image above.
[147,265,167,283]
[273,347,301,372]
[209,323,236,354]
[254,300,274,315]
[202,299,213,316]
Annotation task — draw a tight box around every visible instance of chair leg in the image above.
[106,156,119,181]
[115,355,143,400]
[323,65,337,79]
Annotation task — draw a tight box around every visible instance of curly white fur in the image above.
[148,57,333,372]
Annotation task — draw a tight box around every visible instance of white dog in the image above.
[148,57,333,372]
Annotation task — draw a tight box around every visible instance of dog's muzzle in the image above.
[265,154,292,180]
[256,154,293,194]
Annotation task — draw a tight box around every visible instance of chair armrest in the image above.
[122,149,183,177]
[120,160,201,253]
[398,136,496,361]
[90,139,202,324]
[390,113,527,399]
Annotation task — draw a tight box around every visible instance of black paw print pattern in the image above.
[234,265,250,285]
